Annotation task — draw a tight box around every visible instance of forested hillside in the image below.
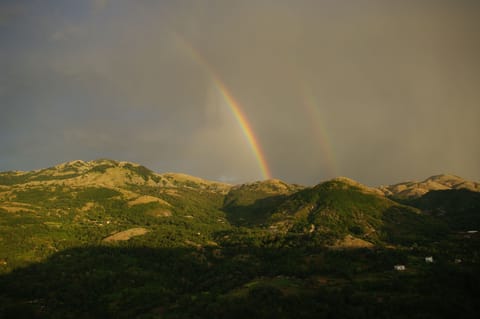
[0,160,479,318]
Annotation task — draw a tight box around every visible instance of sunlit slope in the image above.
[380,174,480,199]
[0,160,232,272]
[0,159,231,189]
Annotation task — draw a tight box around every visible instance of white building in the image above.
[394,265,406,271]
[425,256,434,263]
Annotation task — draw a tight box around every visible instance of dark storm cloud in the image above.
[1,0,479,185]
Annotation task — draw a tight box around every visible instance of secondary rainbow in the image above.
[299,83,338,178]
[173,33,272,180]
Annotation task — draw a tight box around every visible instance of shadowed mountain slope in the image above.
[222,179,304,226]
[406,189,480,230]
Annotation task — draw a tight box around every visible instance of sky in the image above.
[1,0,479,186]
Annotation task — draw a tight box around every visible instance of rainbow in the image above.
[299,83,338,178]
[173,33,272,180]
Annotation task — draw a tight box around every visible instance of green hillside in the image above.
[0,160,479,318]
[268,178,448,246]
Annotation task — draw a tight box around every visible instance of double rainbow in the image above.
[173,33,272,180]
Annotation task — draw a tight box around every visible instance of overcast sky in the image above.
[1,0,479,186]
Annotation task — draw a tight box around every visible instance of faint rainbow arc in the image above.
[300,83,338,177]
[173,33,272,180]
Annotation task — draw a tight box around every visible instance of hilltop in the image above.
[0,159,231,190]
[379,174,480,199]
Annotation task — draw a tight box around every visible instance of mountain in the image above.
[0,159,233,269]
[0,158,231,221]
[0,159,230,190]
[1,160,479,318]
[268,177,447,246]
[379,174,480,199]
[0,162,476,255]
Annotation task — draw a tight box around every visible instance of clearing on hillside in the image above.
[102,228,149,242]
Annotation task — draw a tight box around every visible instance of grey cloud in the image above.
[1,0,479,185]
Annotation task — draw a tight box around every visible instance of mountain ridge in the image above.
[0,159,477,243]
[1,159,478,193]
[379,174,480,199]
